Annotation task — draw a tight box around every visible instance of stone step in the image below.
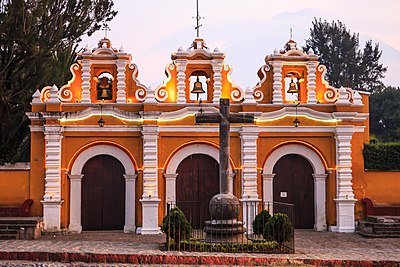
[0,217,43,240]
[0,234,18,240]
[357,231,400,238]
[0,229,19,235]
[365,216,400,223]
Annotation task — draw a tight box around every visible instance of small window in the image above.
[97,72,113,100]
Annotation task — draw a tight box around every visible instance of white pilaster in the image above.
[116,60,127,103]
[240,126,260,234]
[141,125,160,234]
[306,61,318,104]
[271,61,283,104]
[262,173,275,213]
[42,125,63,231]
[212,60,223,104]
[164,173,177,204]
[176,59,187,103]
[68,174,83,233]
[124,174,137,233]
[81,59,91,103]
[334,126,356,233]
[313,173,327,231]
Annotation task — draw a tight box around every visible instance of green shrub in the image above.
[363,143,400,170]
[252,210,271,235]
[161,207,192,243]
[263,213,293,245]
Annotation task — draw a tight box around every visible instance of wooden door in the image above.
[176,154,219,228]
[81,155,125,230]
[273,154,314,229]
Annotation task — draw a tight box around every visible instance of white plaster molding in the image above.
[334,125,356,233]
[271,61,283,104]
[240,126,259,200]
[60,106,141,122]
[263,144,327,231]
[164,173,178,203]
[32,89,41,103]
[158,106,218,121]
[124,174,137,233]
[212,60,223,104]
[306,61,318,104]
[242,86,257,104]
[176,59,187,103]
[80,59,91,103]
[140,199,161,234]
[68,174,83,233]
[63,126,142,132]
[41,200,64,231]
[116,59,127,103]
[256,106,337,122]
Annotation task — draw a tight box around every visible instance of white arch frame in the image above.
[164,143,235,204]
[69,144,137,233]
[262,143,327,231]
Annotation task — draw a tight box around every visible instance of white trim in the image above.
[262,143,327,230]
[69,144,136,233]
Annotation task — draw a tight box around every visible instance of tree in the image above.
[0,0,117,163]
[305,18,387,93]
[369,86,400,142]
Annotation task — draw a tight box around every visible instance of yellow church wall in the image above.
[0,169,30,205]
[29,131,45,216]
[363,171,400,206]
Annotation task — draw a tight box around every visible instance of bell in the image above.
[100,88,109,99]
[287,78,299,94]
[191,76,205,95]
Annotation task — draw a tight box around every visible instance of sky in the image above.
[81,0,400,89]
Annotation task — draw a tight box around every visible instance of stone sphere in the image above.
[209,193,240,220]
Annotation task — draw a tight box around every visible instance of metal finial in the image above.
[290,27,293,40]
[192,0,205,37]
[102,23,111,38]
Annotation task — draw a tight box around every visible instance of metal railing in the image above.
[164,201,294,253]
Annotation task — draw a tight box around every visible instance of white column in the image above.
[271,60,283,104]
[140,125,160,234]
[240,126,260,234]
[81,59,91,103]
[229,172,235,194]
[124,174,137,233]
[176,59,187,103]
[164,173,177,204]
[68,174,83,233]
[262,173,274,213]
[306,61,317,104]
[212,60,223,104]
[313,173,327,231]
[116,60,127,103]
[42,125,63,231]
[333,126,356,233]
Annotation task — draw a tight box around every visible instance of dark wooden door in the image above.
[176,154,219,228]
[273,154,314,229]
[81,155,125,230]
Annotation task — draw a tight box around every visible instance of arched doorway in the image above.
[176,154,219,227]
[81,155,125,230]
[273,154,314,229]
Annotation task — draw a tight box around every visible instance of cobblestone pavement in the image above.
[0,230,398,266]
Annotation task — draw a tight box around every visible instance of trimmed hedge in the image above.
[363,143,400,170]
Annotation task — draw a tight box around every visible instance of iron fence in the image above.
[164,200,294,253]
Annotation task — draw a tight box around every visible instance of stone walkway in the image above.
[0,230,399,266]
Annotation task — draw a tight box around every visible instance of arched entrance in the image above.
[176,154,219,227]
[262,143,328,231]
[81,155,125,230]
[273,154,314,229]
[68,144,137,233]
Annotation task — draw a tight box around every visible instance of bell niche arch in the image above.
[262,143,328,231]
[68,144,137,233]
[96,72,114,100]
[163,143,235,205]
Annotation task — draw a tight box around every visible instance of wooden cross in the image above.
[196,98,254,194]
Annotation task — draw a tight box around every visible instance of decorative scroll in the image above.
[129,63,148,102]
[155,64,175,102]
[135,88,146,101]
[41,86,52,102]
[58,86,73,102]
[252,64,270,102]
[324,87,339,103]
[224,65,244,102]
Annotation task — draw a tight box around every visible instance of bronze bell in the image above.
[100,88,109,98]
[191,76,205,95]
[287,77,299,94]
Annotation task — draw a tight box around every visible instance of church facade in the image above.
[24,36,371,234]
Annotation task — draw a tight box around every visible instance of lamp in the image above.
[98,104,105,127]
[287,77,299,94]
[191,76,205,100]
[293,103,300,127]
